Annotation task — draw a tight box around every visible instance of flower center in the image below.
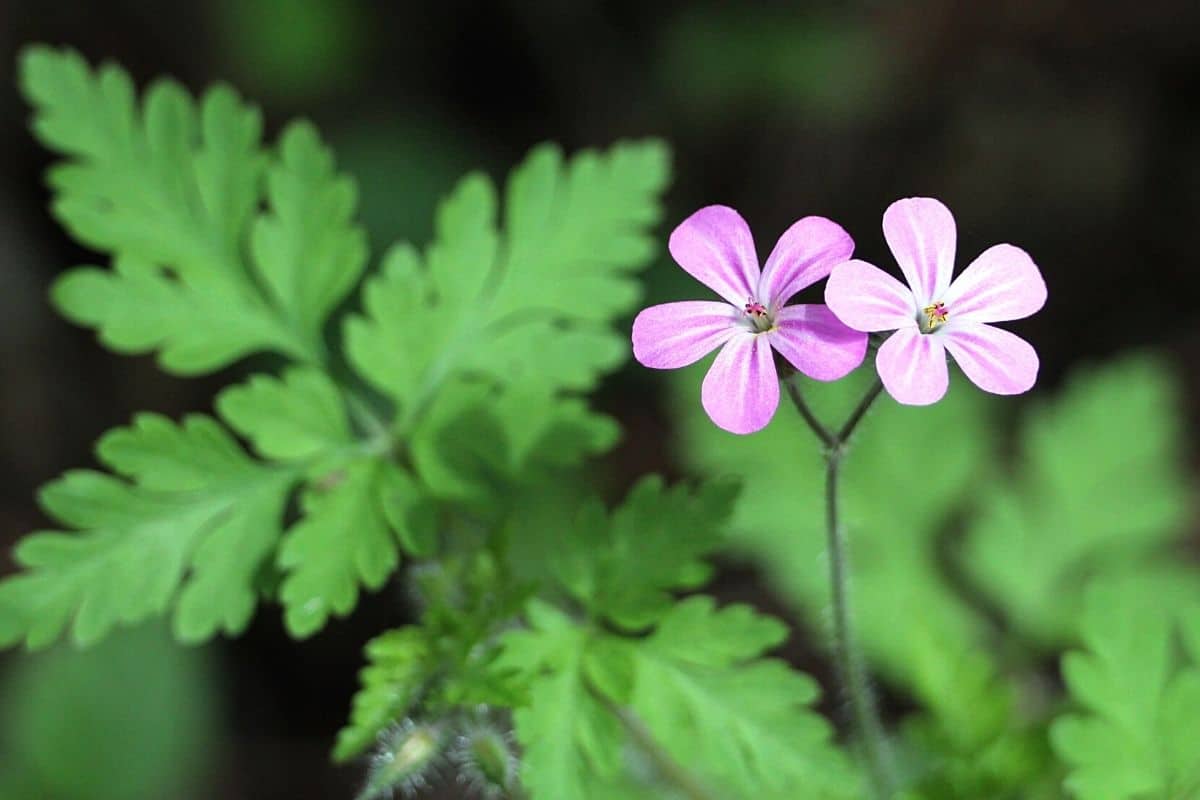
[920,301,949,333]
[743,298,774,333]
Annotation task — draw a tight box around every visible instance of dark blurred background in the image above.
[2,1,1199,798]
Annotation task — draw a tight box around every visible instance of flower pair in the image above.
[632,198,1047,434]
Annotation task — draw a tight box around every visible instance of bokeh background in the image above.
[2,1,1199,798]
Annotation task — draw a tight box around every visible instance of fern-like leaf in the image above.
[344,141,669,498]
[334,627,432,762]
[629,597,863,799]
[963,356,1197,647]
[1052,577,1200,799]
[0,415,296,648]
[24,46,365,372]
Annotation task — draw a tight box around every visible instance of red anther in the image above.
[744,298,768,317]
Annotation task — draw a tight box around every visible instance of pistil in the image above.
[921,301,949,333]
[743,298,774,333]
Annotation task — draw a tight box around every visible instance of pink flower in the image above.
[633,205,868,434]
[825,197,1047,406]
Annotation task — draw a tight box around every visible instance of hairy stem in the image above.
[836,379,885,443]
[783,377,834,448]
[825,435,896,798]
[785,376,896,798]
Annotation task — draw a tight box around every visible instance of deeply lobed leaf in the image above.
[277,459,419,638]
[963,355,1197,648]
[628,597,862,799]
[24,46,365,373]
[345,140,670,501]
[505,475,739,630]
[0,415,296,648]
[216,367,354,462]
[1052,577,1200,799]
[334,627,432,762]
[494,600,626,800]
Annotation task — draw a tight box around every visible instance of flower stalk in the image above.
[786,374,896,799]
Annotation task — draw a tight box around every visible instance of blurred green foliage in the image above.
[675,353,1198,798]
[214,0,367,103]
[1052,577,1200,799]
[658,8,888,125]
[0,624,218,800]
[963,358,1198,648]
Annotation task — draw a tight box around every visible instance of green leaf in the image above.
[496,601,625,800]
[277,459,415,637]
[250,120,368,348]
[899,656,1057,800]
[580,476,738,629]
[963,355,1197,647]
[335,552,532,763]
[0,414,295,649]
[517,661,625,800]
[409,380,620,506]
[334,627,432,762]
[21,47,259,278]
[52,256,299,373]
[345,140,670,484]
[628,597,862,799]
[1051,577,1200,799]
[492,142,668,322]
[23,46,362,372]
[506,476,738,630]
[216,367,353,461]
[408,551,532,712]
[496,596,860,800]
[342,243,437,410]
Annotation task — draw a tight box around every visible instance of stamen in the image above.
[744,298,768,317]
[743,297,773,333]
[923,301,949,331]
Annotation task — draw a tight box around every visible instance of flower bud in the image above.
[357,719,444,800]
[450,720,519,798]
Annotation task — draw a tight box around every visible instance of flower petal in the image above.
[701,332,779,434]
[941,322,1039,395]
[943,244,1046,323]
[824,259,918,332]
[875,327,949,405]
[632,301,739,369]
[769,304,868,381]
[882,197,956,305]
[757,216,854,307]
[668,205,761,306]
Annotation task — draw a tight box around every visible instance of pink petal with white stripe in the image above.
[882,197,956,306]
[769,304,868,381]
[824,259,918,332]
[943,244,1047,323]
[757,216,855,307]
[875,326,949,406]
[632,301,739,369]
[701,332,779,434]
[942,322,1039,395]
[668,205,761,306]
